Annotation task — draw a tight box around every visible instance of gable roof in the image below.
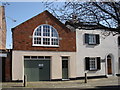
[12,10,70,32]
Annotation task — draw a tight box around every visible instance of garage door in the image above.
[24,56,50,81]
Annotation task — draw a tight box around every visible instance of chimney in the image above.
[0,6,6,50]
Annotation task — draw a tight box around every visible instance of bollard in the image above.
[85,73,87,83]
[23,75,27,87]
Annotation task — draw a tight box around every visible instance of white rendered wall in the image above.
[76,29,118,77]
[12,50,76,81]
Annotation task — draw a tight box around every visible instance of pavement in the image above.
[1,76,120,90]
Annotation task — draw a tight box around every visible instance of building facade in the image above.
[12,10,120,82]
[12,11,76,81]
[76,29,119,78]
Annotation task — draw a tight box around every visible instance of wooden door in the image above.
[107,58,112,75]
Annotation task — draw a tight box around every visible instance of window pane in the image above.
[38,56,50,60]
[89,58,97,70]
[62,60,68,68]
[38,56,45,59]
[62,57,68,60]
[35,26,41,36]
[89,34,96,44]
[43,25,50,36]
[43,38,50,45]
[34,37,41,44]
[45,56,51,60]
[52,38,58,45]
[24,56,30,59]
[52,27,58,37]
[31,56,38,59]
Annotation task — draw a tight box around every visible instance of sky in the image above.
[2,2,50,49]
[1,1,119,49]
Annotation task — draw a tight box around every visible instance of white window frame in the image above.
[89,57,97,70]
[33,24,59,47]
[89,34,96,45]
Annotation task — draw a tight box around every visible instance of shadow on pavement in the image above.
[95,85,120,90]
[12,86,24,87]
[1,86,120,90]
[1,88,97,90]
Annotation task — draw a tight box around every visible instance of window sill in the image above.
[89,69,98,71]
[88,43,99,45]
[85,43,100,46]
[32,44,59,47]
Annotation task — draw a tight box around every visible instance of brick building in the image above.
[0,6,12,82]
[12,10,76,81]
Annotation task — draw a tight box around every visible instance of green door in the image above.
[39,60,50,81]
[24,60,50,81]
[62,57,68,79]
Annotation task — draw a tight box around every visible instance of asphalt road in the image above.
[1,76,120,90]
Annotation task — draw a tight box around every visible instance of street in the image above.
[1,76,120,90]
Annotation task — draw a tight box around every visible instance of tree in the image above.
[45,1,120,35]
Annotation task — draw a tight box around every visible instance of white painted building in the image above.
[76,29,119,78]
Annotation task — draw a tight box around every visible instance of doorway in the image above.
[24,56,50,81]
[107,55,112,75]
[62,57,69,79]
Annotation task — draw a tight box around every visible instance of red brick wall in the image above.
[12,11,76,52]
[1,50,12,82]
[5,50,12,81]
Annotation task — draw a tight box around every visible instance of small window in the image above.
[38,56,45,59]
[119,58,120,70]
[62,57,69,60]
[33,24,59,47]
[89,58,97,70]
[85,34,100,45]
[62,60,68,68]
[24,56,30,59]
[85,57,101,71]
[62,57,68,68]
[118,36,120,46]
[89,34,96,44]
[24,56,51,60]
[31,56,38,59]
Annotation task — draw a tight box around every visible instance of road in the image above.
[1,76,120,90]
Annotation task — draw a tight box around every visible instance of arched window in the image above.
[33,24,59,47]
